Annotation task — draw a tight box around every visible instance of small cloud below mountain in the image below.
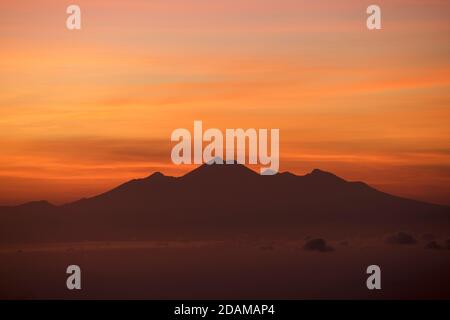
[424,239,450,250]
[386,232,417,245]
[303,238,334,252]
[425,241,443,250]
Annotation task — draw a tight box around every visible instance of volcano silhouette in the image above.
[1,162,449,243]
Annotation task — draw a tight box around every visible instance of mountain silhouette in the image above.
[1,162,449,243]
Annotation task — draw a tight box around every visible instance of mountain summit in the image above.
[183,161,259,181]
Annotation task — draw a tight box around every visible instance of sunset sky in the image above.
[1,0,449,205]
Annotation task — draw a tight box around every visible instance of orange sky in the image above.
[1,0,449,205]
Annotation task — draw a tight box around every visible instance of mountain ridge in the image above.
[4,164,441,208]
[1,163,449,243]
